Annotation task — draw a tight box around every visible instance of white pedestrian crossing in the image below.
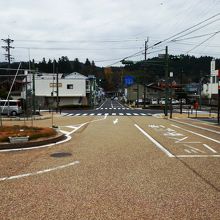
[61,111,152,117]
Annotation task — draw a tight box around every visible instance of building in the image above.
[124,83,164,103]
[21,72,97,109]
[202,59,219,103]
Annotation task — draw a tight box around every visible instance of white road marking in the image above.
[119,113,124,116]
[0,116,108,153]
[98,99,107,109]
[68,113,74,116]
[184,144,205,153]
[74,113,80,116]
[90,113,95,116]
[101,108,104,110]
[82,113,88,116]
[153,114,163,118]
[115,100,124,108]
[57,130,69,135]
[126,113,131,116]
[105,113,109,116]
[170,119,220,135]
[133,113,139,116]
[134,124,174,157]
[171,124,220,144]
[184,149,191,154]
[112,113,116,116]
[61,113,69,116]
[141,113,146,116]
[113,118,118,125]
[176,155,220,158]
[203,144,217,153]
[111,101,113,108]
[97,113,102,116]
[0,161,79,182]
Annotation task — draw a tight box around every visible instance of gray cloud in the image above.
[0,0,220,66]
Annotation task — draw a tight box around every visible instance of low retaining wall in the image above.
[0,134,66,150]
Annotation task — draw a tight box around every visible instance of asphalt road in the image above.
[0,106,220,219]
[61,98,163,117]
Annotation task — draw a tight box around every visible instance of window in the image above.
[212,76,215,84]
[67,84,73,89]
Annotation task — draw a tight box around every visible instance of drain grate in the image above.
[50,152,72,158]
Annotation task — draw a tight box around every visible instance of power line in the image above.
[14,46,143,51]
[171,30,220,42]
[105,12,220,66]
[14,39,143,43]
[187,31,219,53]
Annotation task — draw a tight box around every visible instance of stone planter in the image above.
[8,136,29,143]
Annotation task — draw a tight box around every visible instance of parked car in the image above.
[171,99,179,104]
[0,100,23,116]
[135,99,150,105]
[151,99,158,105]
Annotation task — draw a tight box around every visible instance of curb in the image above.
[0,134,66,150]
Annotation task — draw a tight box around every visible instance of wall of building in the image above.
[35,78,86,97]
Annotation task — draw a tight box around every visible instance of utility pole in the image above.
[180,69,183,114]
[218,71,220,124]
[143,37,149,108]
[1,38,14,68]
[164,46,169,117]
[56,67,59,112]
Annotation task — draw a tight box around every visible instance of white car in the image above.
[151,99,158,105]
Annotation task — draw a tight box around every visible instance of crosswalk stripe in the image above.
[112,113,116,116]
[97,113,102,116]
[133,113,139,116]
[126,113,131,116]
[82,113,88,116]
[74,113,80,116]
[105,113,109,116]
[141,113,146,116]
[90,113,95,116]
[119,113,124,116]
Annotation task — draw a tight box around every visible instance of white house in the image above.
[21,72,90,108]
[202,59,219,100]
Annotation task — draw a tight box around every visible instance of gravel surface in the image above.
[0,114,219,219]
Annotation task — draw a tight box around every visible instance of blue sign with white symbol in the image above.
[124,75,134,86]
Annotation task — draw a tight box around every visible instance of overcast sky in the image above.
[0,0,220,67]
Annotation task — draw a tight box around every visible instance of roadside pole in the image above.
[218,70,220,124]
[164,46,169,117]
[169,72,173,118]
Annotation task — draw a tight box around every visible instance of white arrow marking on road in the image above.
[113,118,118,125]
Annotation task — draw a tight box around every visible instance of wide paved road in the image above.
[61,98,162,117]
[0,111,220,219]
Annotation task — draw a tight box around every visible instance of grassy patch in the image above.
[0,125,57,142]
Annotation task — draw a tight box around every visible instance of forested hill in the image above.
[122,55,220,84]
[0,55,219,91]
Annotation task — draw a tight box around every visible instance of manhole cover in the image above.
[50,152,72,158]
